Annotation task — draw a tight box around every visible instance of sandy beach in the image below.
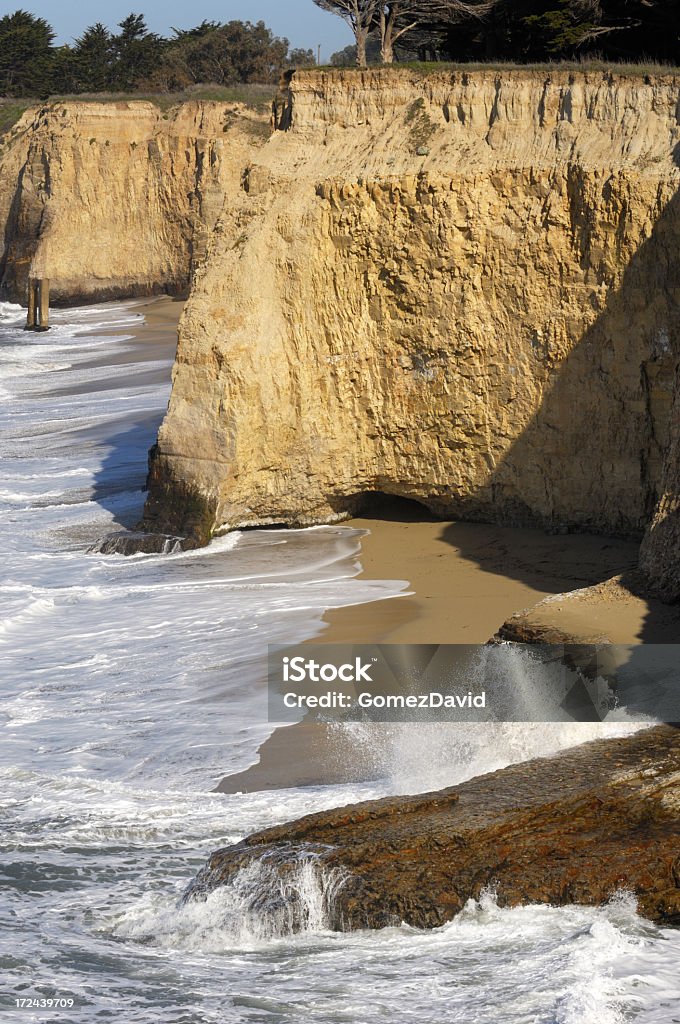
[319,516,645,643]
[48,295,183,401]
[95,294,183,363]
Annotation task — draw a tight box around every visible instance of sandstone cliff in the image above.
[141,69,680,589]
[640,394,680,600]
[0,100,268,304]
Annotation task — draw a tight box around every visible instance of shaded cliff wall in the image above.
[640,381,680,599]
[0,100,268,305]
[143,69,680,561]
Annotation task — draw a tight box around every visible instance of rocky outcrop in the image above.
[497,572,680,645]
[0,100,269,304]
[142,69,680,558]
[87,531,187,556]
[190,725,680,929]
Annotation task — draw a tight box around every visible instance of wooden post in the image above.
[37,278,49,331]
[26,278,49,331]
[25,278,37,330]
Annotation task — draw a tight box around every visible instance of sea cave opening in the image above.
[350,490,441,523]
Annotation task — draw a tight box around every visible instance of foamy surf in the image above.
[106,880,680,1024]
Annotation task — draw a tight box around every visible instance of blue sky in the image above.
[6,1,355,61]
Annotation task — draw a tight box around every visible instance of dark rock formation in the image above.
[192,726,680,929]
[88,531,189,556]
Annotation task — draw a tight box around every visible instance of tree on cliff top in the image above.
[315,1,496,64]
[313,1,381,66]
[384,1,496,62]
[320,0,680,64]
[151,20,289,89]
[72,24,115,91]
[0,10,54,96]
[288,47,317,67]
[330,36,382,64]
[520,0,603,56]
[439,0,680,62]
[112,14,166,90]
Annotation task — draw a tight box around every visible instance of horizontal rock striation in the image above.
[0,100,269,305]
[142,70,680,576]
[191,725,680,930]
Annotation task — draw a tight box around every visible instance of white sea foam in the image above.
[104,879,677,1024]
[329,643,649,794]
[336,716,647,795]
[114,853,348,950]
[0,302,404,791]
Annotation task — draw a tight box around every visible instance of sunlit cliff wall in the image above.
[0,99,268,304]
[141,69,680,594]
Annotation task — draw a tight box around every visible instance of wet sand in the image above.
[139,294,185,329]
[319,517,641,644]
[52,295,183,398]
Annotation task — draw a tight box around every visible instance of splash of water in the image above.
[115,849,347,950]
[334,644,650,794]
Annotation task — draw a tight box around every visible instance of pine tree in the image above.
[0,10,55,96]
[112,13,166,91]
[521,0,601,58]
[73,24,115,92]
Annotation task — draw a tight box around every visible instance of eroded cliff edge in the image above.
[141,68,680,595]
[0,99,268,304]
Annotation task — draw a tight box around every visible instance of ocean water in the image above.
[1,300,678,1024]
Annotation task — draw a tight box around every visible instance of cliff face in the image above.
[640,384,680,599]
[142,69,680,572]
[0,100,268,304]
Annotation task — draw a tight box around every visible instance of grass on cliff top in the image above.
[0,83,273,138]
[0,100,35,137]
[316,58,680,77]
[62,83,275,111]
